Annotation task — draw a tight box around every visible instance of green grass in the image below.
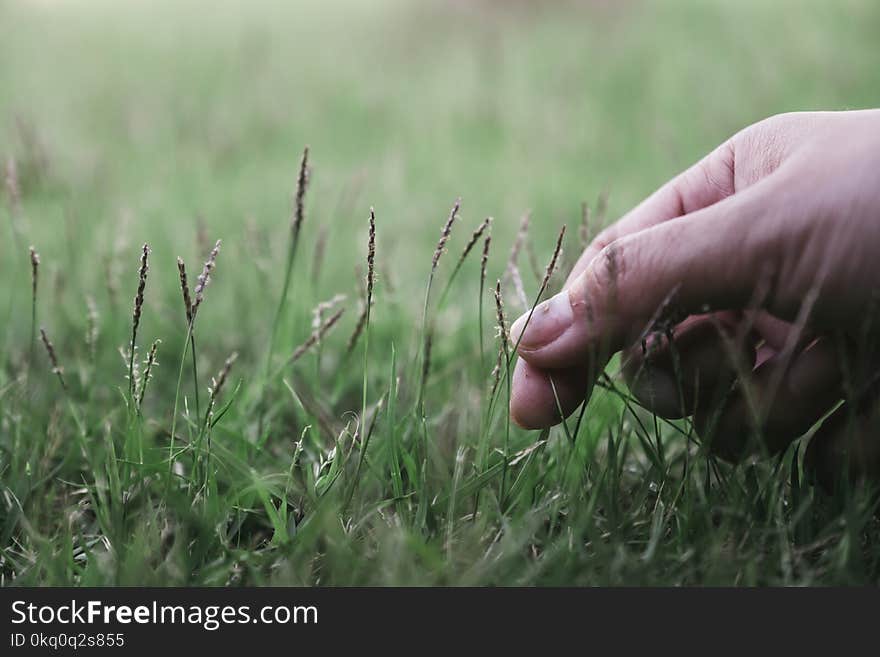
[2,0,880,585]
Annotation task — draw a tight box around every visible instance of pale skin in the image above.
[508,110,880,487]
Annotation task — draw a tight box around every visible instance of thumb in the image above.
[510,177,788,369]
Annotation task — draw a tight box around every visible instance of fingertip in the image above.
[509,359,591,430]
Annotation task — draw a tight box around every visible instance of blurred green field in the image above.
[2,0,880,585]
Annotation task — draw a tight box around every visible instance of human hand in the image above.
[509,110,880,486]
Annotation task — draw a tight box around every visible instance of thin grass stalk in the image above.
[168,319,195,486]
[495,280,512,504]
[29,246,39,368]
[479,233,491,376]
[506,225,566,368]
[177,257,200,416]
[418,198,460,411]
[347,208,375,506]
[169,239,221,485]
[265,147,309,376]
[387,344,403,506]
[484,225,567,500]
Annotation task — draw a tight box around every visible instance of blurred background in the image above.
[2,0,880,335]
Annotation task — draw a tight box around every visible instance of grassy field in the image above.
[2,0,880,585]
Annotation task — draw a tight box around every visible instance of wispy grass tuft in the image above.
[192,239,221,320]
[347,207,376,506]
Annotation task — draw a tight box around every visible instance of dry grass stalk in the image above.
[192,239,221,319]
[509,264,528,309]
[579,201,591,248]
[506,211,531,272]
[431,198,460,273]
[505,212,531,308]
[292,307,346,364]
[311,294,346,334]
[137,339,161,409]
[40,327,66,390]
[312,223,328,286]
[291,146,310,240]
[4,156,20,212]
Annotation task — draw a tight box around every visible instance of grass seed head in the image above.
[137,339,161,409]
[366,207,376,308]
[431,197,460,273]
[192,239,221,318]
[209,351,239,404]
[455,216,491,271]
[40,326,66,390]
[540,224,566,292]
[489,341,504,395]
[494,278,508,349]
[29,246,39,300]
[176,257,194,327]
[131,243,150,349]
[291,146,310,238]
